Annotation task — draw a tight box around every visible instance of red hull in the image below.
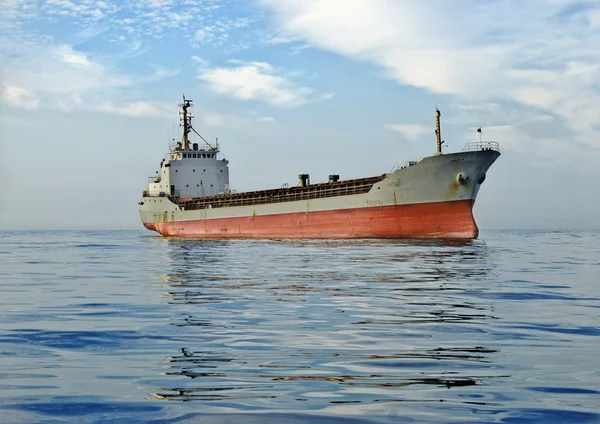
[144,199,479,239]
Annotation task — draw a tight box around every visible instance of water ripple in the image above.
[0,230,599,423]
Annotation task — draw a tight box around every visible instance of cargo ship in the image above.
[139,96,500,239]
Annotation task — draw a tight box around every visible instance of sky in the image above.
[1,0,599,230]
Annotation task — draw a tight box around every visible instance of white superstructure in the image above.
[145,96,230,199]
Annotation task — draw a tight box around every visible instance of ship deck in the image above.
[177,174,388,211]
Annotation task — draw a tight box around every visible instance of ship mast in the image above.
[180,95,193,150]
[435,108,443,155]
[179,94,217,151]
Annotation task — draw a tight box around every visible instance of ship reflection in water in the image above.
[146,238,506,410]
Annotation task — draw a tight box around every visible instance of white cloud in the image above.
[1,86,40,110]
[143,63,180,82]
[144,0,173,8]
[196,111,276,128]
[2,43,132,100]
[41,0,118,23]
[227,59,274,72]
[202,112,227,127]
[191,55,210,66]
[194,28,213,44]
[197,61,314,107]
[0,26,182,113]
[99,101,172,118]
[261,0,600,149]
[1,0,244,49]
[384,124,430,141]
[589,9,600,28]
[0,2,249,119]
[262,33,300,46]
[58,45,92,67]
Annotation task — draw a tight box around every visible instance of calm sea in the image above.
[0,230,598,423]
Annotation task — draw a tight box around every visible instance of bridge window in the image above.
[183,153,187,158]
[193,153,196,158]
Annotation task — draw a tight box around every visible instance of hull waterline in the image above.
[143,199,478,240]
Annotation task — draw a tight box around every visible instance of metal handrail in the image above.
[400,160,419,169]
[462,141,500,152]
[179,175,387,211]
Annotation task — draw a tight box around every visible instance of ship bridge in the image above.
[144,96,230,200]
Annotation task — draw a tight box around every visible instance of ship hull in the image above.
[144,199,478,239]
[140,149,500,240]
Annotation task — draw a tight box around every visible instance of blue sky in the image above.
[1,0,599,230]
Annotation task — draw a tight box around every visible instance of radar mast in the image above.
[178,94,217,151]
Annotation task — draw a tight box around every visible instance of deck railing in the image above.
[462,141,500,152]
[179,175,387,211]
